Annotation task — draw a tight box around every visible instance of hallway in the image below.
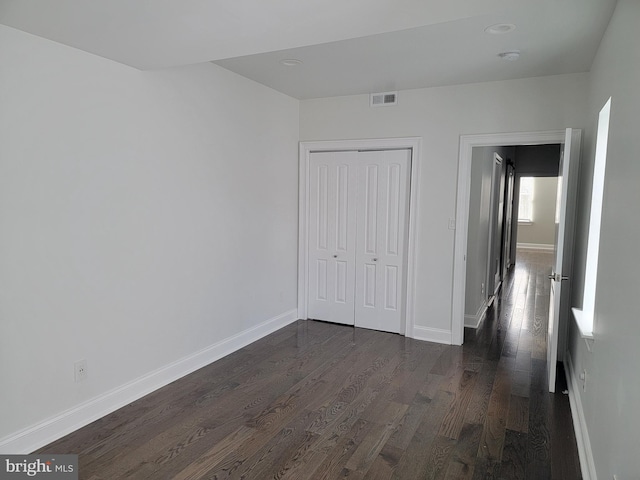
[464,249,581,478]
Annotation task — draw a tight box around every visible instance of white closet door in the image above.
[354,150,410,333]
[308,151,358,325]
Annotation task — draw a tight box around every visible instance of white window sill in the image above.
[572,307,595,351]
[518,220,533,225]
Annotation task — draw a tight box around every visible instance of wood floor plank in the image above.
[385,382,437,450]
[438,369,478,440]
[477,362,511,466]
[37,251,581,480]
[170,425,256,480]
[364,455,394,480]
[507,394,530,433]
[227,411,319,480]
[307,419,373,480]
[368,444,404,480]
[306,335,407,442]
[344,401,407,474]
[511,368,531,398]
[444,423,483,480]
[422,434,458,480]
[501,429,527,480]
[390,389,453,480]
[527,365,553,479]
[464,363,498,427]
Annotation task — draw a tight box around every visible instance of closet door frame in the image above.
[298,137,422,338]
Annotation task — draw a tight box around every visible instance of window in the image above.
[573,97,611,341]
[518,177,534,222]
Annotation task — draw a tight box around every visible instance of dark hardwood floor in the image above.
[39,250,582,479]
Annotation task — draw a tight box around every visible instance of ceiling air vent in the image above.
[370,91,398,107]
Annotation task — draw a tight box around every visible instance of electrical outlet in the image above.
[481,283,485,295]
[74,359,88,383]
[580,369,587,392]
[448,217,456,230]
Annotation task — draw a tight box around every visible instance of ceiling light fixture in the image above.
[484,23,516,34]
[498,50,521,61]
[280,59,303,66]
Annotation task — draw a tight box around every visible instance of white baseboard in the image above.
[516,242,554,251]
[411,326,452,345]
[564,352,597,480]
[0,309,299,455]
[465,302,488,329]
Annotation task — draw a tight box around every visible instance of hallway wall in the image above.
[465,146,514,326]
[516,176,558,247]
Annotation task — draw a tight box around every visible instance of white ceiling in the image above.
[0,0,617,99]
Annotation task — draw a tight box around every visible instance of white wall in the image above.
[517,176,558,246]
[465,146,513,324]
[300,73,589,340]
[0,25,300,448]
[568,1,640,478]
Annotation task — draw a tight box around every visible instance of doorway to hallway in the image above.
[462,143,562,334]
[454,129,581,394]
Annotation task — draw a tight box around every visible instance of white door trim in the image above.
[299,137,422,338]
[453,130,567,345]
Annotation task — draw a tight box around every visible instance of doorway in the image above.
[456,129,582,393]
[298,138,422,337]
[453,130,573,346]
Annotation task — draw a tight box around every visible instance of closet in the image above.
[307,149,410,333]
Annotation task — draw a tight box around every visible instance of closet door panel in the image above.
[308,151,358,324]
[355,150,410,333]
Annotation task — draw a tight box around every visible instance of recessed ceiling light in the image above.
[485,23,516,34]
[498,51,521,61]
[280,59,303,67]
